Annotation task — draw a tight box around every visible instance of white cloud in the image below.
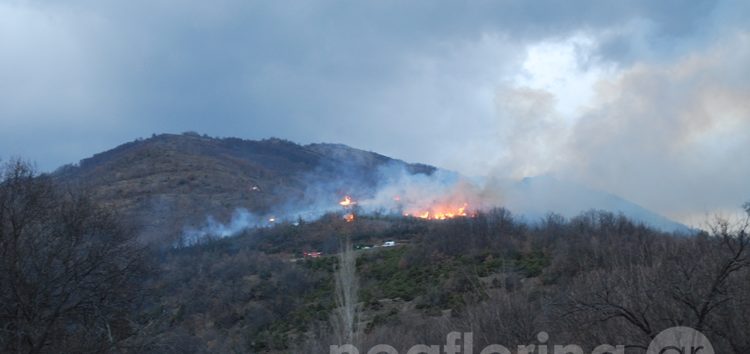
[564,31,750,221]
[514,33,616,118]
[446,29,750,223]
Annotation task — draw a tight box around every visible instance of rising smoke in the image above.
[179,134,710,246]
[178,161,493,245]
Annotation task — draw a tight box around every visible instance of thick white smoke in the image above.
[178,162,492,245]
[179,209,265,246]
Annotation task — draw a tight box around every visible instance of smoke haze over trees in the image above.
[1,0,748,351]
[2,154,750,353]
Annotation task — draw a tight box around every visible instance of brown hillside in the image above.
[53,133,435,244]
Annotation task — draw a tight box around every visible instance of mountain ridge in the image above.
[53,133,436,244]
[52,133,691,245]
[507,175,693,234]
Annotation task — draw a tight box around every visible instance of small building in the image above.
[383,241,396,247]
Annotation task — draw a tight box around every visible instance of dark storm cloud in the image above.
[1,0,748,221]
[0,0,727,168]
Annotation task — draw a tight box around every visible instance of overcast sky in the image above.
[1,0,748,222]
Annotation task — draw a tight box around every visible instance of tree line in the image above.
[2,159,749,353]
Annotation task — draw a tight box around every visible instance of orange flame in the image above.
[339,195,355,207]
[344,213,355,222]
[405,203,469,220]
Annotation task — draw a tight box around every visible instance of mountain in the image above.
[53,133,435,244]
[53,133,690,245]
[503,175,693,233]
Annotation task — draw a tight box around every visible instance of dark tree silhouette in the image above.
[0,160,148,353]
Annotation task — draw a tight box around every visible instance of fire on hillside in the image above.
[340,195,356,222]
[339,195,356,207]
[339,194,473,221]
[403,202,469,220]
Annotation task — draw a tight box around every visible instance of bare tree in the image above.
[0,160,149,353]
[332,236,360,346]
[560,207,750,352]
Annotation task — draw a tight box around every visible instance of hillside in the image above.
[146,208,747,353]
[52,133,692,246]
[505,175,693,233]
[4,139,745,353]
[53,133,435,244]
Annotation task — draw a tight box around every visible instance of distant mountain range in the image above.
[502,175,693,234]
[53,133,691,245]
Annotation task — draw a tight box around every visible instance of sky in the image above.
[1,0,749,223]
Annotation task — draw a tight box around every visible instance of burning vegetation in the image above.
[403,202,469,220]
[340,195,357,222]
[339,195,355,207]
[340,193,472,222]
